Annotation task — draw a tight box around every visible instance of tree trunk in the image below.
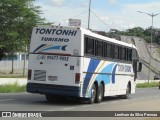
[23,52,26,76]
[23,46,27,76]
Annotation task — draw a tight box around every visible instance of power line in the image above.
[90,9,112,30]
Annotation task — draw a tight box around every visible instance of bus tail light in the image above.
[75,73,80,84]
[28,69,32,80]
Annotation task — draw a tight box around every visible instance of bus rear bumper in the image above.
[27,83,81,97]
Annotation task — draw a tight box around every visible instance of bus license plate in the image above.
[48,76,57,81]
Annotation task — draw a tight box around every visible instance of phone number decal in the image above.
[36,55,69,61]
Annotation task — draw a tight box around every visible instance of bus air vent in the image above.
[34,70,46,81]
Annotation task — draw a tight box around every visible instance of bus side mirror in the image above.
[137,62,142,72]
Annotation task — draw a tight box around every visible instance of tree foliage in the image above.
[116,27,160,43]
[0,0,44,56]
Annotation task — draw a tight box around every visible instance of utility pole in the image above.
[88,0,91,29]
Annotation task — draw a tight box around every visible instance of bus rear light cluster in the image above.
[28,69,32,80]
[75,73,80,84]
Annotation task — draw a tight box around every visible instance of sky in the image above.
[34,0,160,32]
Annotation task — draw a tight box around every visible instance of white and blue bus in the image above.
[27,25,142,103]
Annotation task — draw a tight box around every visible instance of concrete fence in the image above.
[0,60,28,74]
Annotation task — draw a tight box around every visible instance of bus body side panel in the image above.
[82,57,134,98]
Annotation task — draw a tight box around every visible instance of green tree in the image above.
[0,0,44,52]
[0,0,44,73]
[116,27,160,43]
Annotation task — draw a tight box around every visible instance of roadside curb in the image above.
[136,80,160,84]
[0,78,27,86]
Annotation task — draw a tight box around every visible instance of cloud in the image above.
[36,1,88,26]
[100,16,109,21]
[107,0,117,4]
[99,17,136,31]
[49,0,65,6]
[122,2,160,13]
[34,0,160,31]
[120,2,160,28]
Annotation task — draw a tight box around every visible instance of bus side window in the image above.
[111,44,115,59]
[126,48,129,61]
[124,48,127,61]
[121,47,126,60]
[107,43,111,58]
[128,49,132,61]
[114,45,118,59]
[103,42,106,57]
[119,46,122,60]
[96,41,103,57]
[85,37,94,55]
[84,36,87,54]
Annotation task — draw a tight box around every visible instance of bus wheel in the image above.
[88,84,97,104]
[122,84,130,99]
[45,94,55,102]
[96,83,104,103]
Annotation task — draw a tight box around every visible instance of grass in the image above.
[136,82,160,88]
[0,82,26,93]
[0,71,27,78]
[0,81,159,93]
[145,118,160,120]
[0,76,27,78]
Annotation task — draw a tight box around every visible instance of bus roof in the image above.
[80,27,137,50]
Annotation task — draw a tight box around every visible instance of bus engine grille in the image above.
[34,70,46,81]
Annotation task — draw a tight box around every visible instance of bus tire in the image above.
[88,84,97,104]
[122,83,130,99]
[45,94,55,102]
[95,83,104,103]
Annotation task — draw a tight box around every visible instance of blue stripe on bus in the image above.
[101,63,115,84]
[87,63,116,97]
[112,64,118,84]
[83,62,118,97]
[82,59,100,96]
